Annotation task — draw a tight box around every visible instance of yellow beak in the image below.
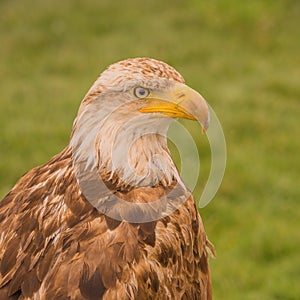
[139,83,210,132]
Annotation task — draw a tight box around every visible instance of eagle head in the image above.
[70,58,209,189]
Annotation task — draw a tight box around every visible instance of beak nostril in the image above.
[175,93,186,107]
[177,93,186,100]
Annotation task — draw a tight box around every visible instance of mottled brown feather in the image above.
[0,58,214,299]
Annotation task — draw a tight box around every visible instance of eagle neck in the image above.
[70,102,182,190]
[98,129,181,189]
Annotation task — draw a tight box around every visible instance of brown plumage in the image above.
[0,58,215,299]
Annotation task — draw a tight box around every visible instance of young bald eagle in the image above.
[0,58,214,299]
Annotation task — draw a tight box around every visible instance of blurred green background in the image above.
[1,0,299,299]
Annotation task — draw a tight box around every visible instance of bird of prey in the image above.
[0,58,215,300]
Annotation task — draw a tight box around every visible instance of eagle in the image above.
[0,58,215,300]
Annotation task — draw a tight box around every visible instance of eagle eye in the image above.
[133,87,150,98]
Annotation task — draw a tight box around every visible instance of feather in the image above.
[0,58,214,299]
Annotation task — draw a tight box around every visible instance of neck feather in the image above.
[99,133,179,187]
[70,103,181,189]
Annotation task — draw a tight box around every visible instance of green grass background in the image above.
[1,0,299,299]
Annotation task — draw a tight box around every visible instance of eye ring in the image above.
[133,87,150,98]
